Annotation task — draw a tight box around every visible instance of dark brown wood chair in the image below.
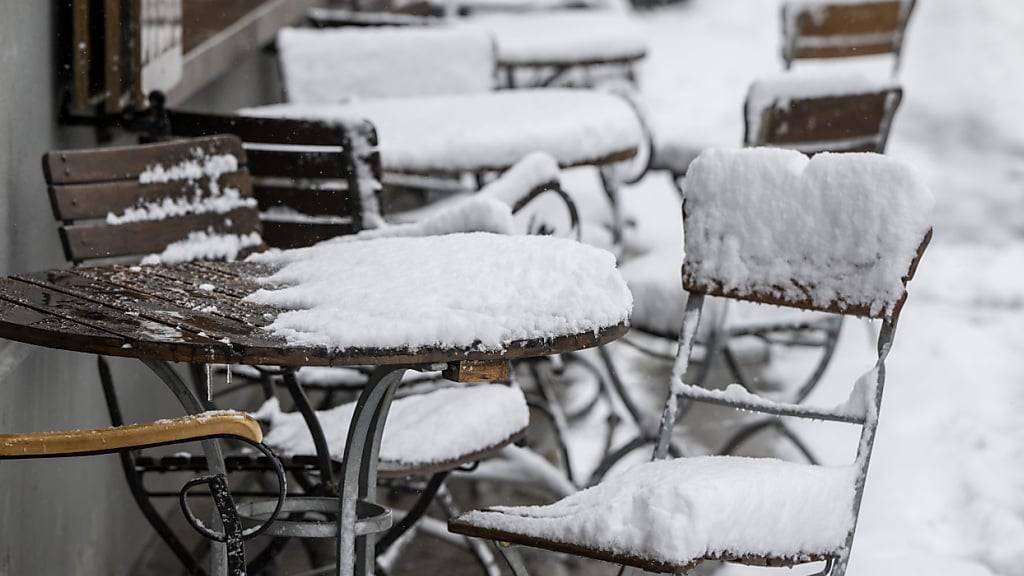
[744,79,904,154]
[45,135,263,265]
[781,0,917,71]
[160,109,383,249]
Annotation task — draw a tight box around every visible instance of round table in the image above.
[0,260,627,576]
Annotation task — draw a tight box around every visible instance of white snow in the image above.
[461,11,647,65]
[682,148,933,316]
[240,90,643,173]
[477,151,561,206]
[460,455,858,566]
[744,70,901,146]
[252,384,529,465]
[108,152,253,224]
[140,229,263,265]
[276,26,496,103]
[244,233,631,351]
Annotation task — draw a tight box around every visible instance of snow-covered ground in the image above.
[559,1,1024,574]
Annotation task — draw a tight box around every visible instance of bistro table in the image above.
[0,260,627,576]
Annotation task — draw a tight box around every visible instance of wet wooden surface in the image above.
[0,262,627,367]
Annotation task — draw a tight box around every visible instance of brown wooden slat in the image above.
[75,265,276,328]
[0,413,262,459]
[682,229,931,321]
[261,222,360,250]
[245,148,350,180]
[759,90,901,148]
[18,269,279,352]
[0,296,128,354]
[0,277,233,363]
[793,42,899,60]
[168,110,348,146]
[61,207,260,261]
[49,172,254,221]
[448,516,829,574]
[795,1,903,36]
[71,0,91,114]
[253,183,354,216]
[43,135,247,185]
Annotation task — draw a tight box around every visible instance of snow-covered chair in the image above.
[598,71,906,476]
[450,148,934,576]
[781,0,917,72]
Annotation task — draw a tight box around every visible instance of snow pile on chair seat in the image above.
[253,384,528,465]
[463,12,647,64]
[458,456,857,566]
[241,90,643,173]
[277,27,495,103]
[745,71,901,144]
[141,229,263,265]
[683,148,933,316]
[245,233,631,351]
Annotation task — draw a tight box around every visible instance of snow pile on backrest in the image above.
[245,233,631,351]
[683,148,933,316]
[745,70,900,144]
[141,229,263,265]
[347,196,516,240]
[108,151,254,224]
[463,455,858,565]
[277,27,496,104]
[478,151,561,207]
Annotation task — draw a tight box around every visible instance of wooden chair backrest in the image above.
[43,136,261,265]
[781,0,916,69]
[744,86,903,154]
[166,110,384,249]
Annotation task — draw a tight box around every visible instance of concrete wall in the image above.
[0,3,281,573]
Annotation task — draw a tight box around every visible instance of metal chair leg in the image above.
[97,355,210,576]
[434,484,502,576]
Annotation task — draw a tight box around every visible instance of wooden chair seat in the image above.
[449,455,850,573]
[0,411,261,459]
[255,383,531,478]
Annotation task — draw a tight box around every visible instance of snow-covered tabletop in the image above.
[246,232,632,353]
[240,89,643,174]
[461,11,648,65]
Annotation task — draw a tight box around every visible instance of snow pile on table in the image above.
[141,229,263,265]
[462,11,647,64]
[253,384,528,465]
[347,197,515,240]
[745,70,901,145]
[245,232,631,351]
[241,90,643,173]
[108,152,255,224]
[682,148,933,316]
[277,27,495,104]
[459,455,857,566]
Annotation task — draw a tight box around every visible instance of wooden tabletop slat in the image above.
[75,266,274,329]
[16,270,279,352]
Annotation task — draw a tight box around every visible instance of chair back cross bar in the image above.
[781,0,917,71]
